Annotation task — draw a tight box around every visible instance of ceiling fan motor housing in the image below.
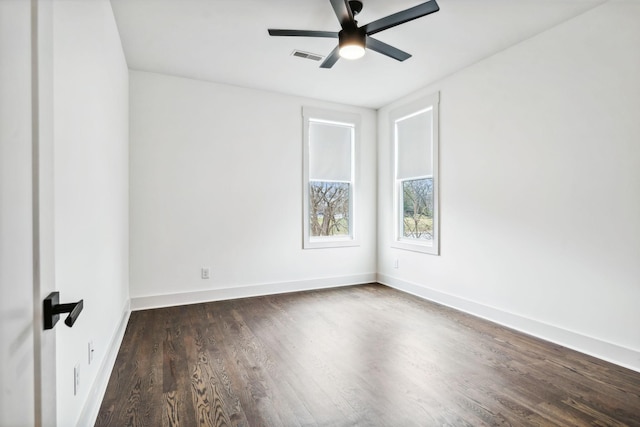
[339,28,365,48]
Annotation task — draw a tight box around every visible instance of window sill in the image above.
[391,239,439,255]
[304,237,360,249]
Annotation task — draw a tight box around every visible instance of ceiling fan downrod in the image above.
[349,1,363,16]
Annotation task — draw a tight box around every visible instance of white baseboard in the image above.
[130,273,377,311]
[77,299,131,427]
[378,273,640,373]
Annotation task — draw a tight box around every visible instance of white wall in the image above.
[0,2,36,425]
[129,71,377,306]
[52,1,129,425]
[378,1,640,371]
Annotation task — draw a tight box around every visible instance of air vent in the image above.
[291,50,324,62]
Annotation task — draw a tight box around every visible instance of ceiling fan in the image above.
[268,0,440,69]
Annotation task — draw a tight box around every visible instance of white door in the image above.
[0,1,57,426]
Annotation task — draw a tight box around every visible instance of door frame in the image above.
[32,0,57,425]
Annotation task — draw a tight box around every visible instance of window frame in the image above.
[390,93,440,255]
[302,107,360,249]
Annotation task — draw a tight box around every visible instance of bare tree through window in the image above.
[309,181,350,237]
[402,178,433,240]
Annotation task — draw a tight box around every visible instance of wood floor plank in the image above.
[250,295,364,425]
[164,309,199,427]
[235,308,328,424]
[97,310,162,427]
[97,284,640,426]
[198,305,251,426]
[186,323,233,427]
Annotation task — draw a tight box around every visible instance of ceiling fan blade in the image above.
[366,36,411,62]
[330,0,355,30]
[362,0,439,36]
[268,29,338,38]
[320,46,341,69]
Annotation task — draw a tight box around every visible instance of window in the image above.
[303,107,360,249]
[392,93,439,254]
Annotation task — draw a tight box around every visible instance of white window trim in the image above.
[391,93,440,255]
[302,107,360,249]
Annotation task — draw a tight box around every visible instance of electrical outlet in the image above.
[88,341,94,364]
[74,363,80,396]
[201,267,210,279]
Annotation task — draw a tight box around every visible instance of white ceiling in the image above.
[110,0,605,109]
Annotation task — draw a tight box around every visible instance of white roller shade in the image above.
[309,121,353,181]
[396,109,432,179]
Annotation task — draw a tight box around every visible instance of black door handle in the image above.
[43,292,84,330]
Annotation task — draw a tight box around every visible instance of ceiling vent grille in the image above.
[291,50,324,62]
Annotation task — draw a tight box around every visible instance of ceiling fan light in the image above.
[338,30,366,60]
[339,44,365,60]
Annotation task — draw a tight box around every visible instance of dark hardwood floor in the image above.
[96,284,640,426]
